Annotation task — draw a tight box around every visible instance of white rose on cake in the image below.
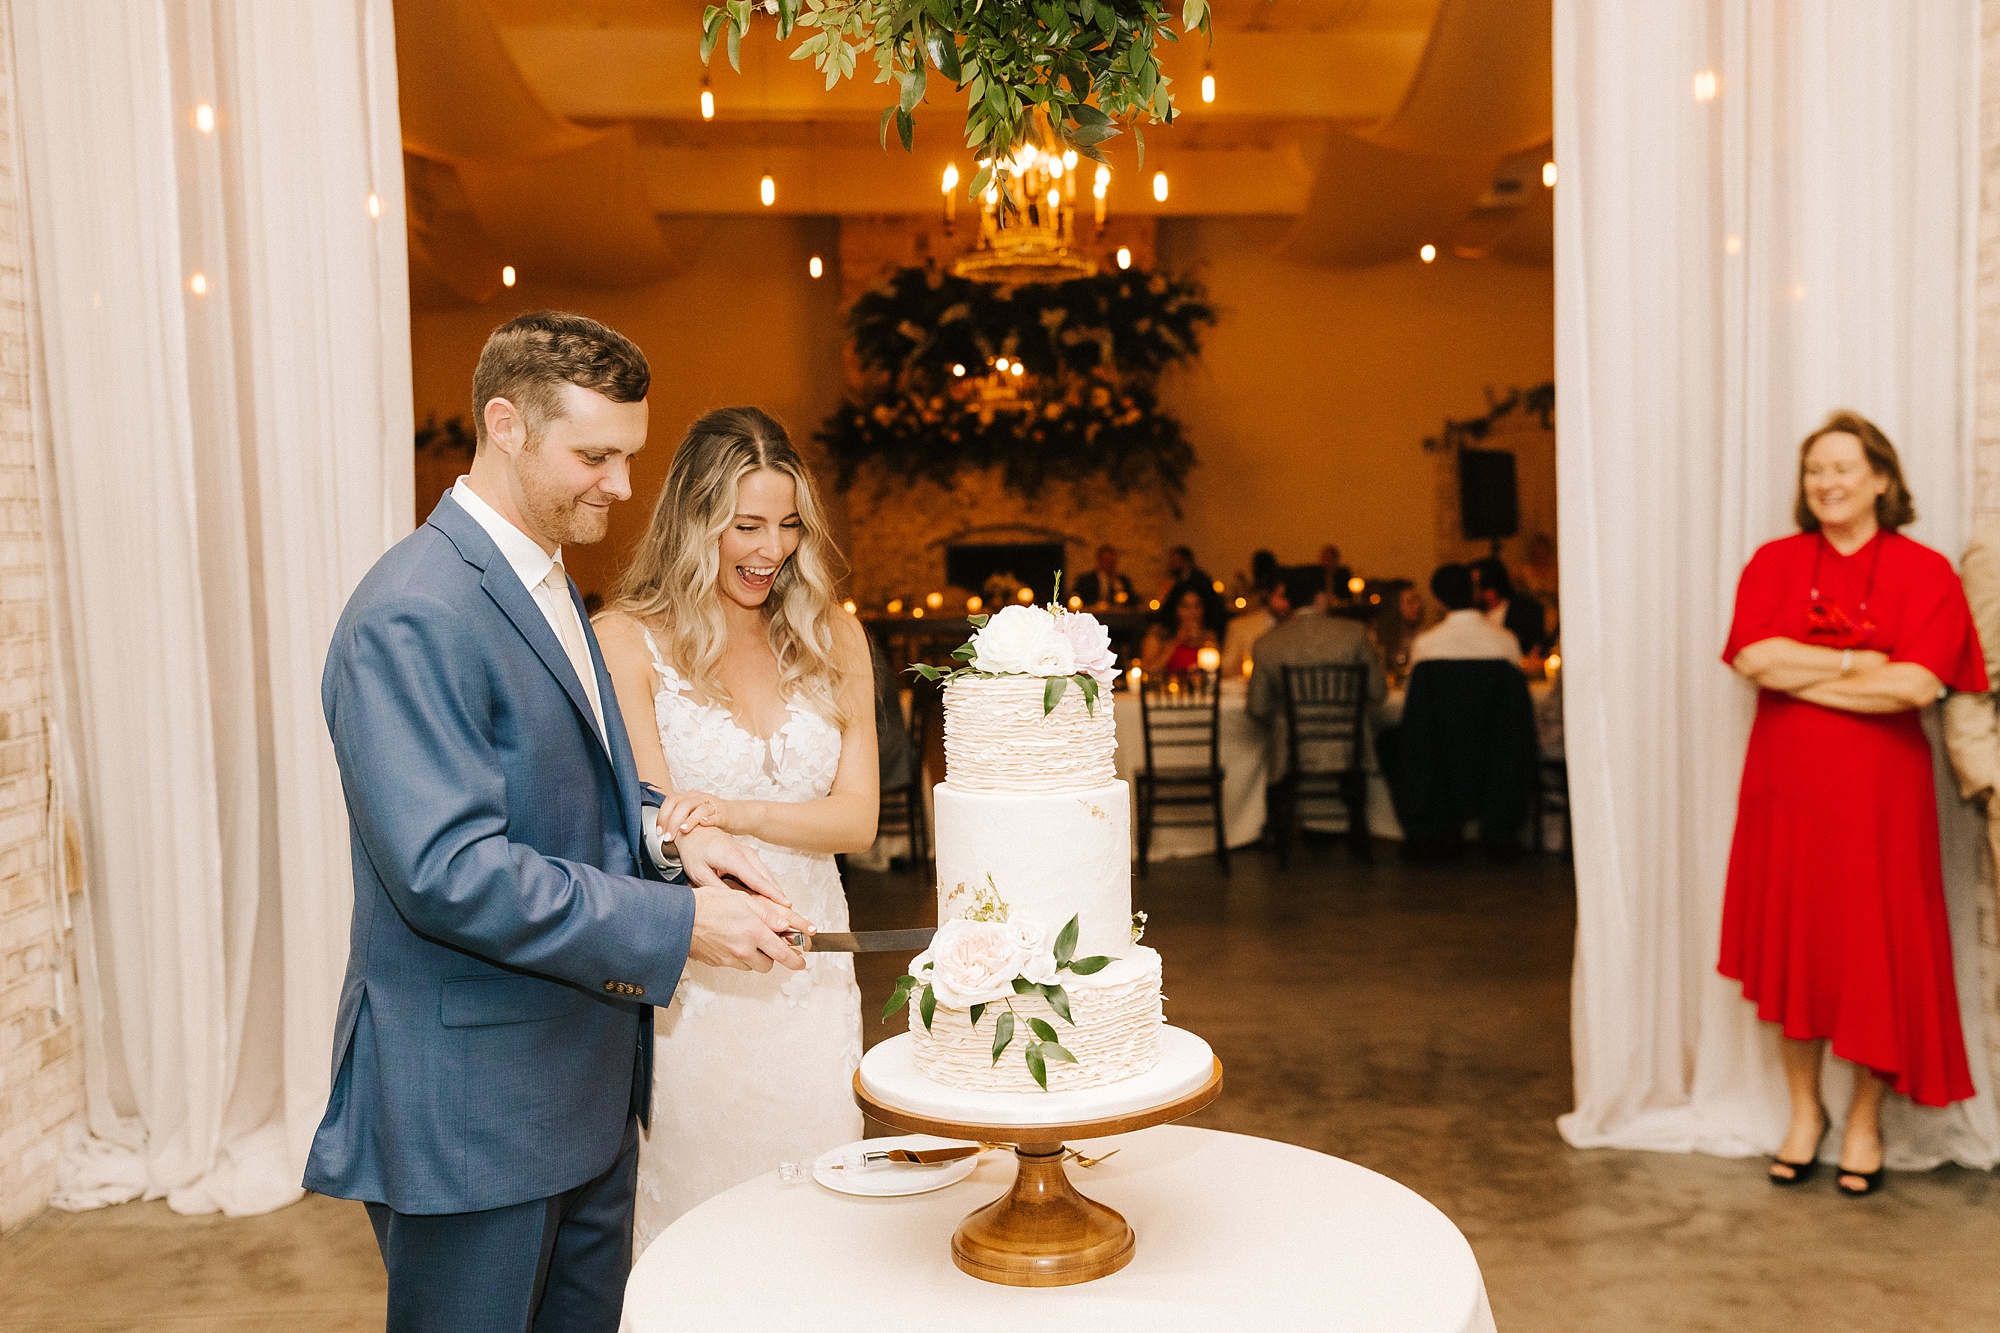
[1011,918,1061,985]
[920,918,1028,1007]
[1055,610,1118,685]
[970,604,1075,677]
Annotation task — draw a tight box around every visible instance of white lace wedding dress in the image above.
[631,630,864,1249]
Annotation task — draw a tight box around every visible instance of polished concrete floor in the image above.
[4,844,1998,1331]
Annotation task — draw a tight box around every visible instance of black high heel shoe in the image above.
[1835,1162,1885,1196]
[1768,1108,1830,1187]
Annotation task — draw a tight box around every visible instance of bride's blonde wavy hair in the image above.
[609,407,852,728]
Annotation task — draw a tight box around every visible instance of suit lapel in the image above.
[429,494,612,765]
[577,582,648,859]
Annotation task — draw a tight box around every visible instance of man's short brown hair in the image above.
[470,310,650,448]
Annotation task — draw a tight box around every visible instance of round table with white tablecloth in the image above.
[621,1124,1497,1333]
[1111,679,1405,859]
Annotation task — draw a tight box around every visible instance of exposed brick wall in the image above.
[0,8,81,1235]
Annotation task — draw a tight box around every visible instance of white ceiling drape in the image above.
[1554,0,1999,1168]
[10,0,412,1214]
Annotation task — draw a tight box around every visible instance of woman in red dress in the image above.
[1722,411,1987,1197]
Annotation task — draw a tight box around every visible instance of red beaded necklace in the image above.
[1805,530,1883,645]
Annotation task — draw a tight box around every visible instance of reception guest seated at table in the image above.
[1410,564,1523,665]
[1073,543,1136,607]
[1220,595,1278,678]
[1140,588,1221,676]
[1246,566,1385,787]
[1473,555,1548,657]
[1159,543,1229,634]
[1370,579,1424,687]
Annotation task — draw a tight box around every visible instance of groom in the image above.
[307,310,810,1332]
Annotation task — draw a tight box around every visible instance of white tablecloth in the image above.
[1112,681,1403,858]
[622,1125,1496,1333]
[1112,679,1270,858]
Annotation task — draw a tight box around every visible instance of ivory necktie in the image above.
[542,561,606,740]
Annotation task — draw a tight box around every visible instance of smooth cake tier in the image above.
[933,780,1132,963]
[909,947,1163,1093]
[942,675,1116,793]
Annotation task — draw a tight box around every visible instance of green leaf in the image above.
[1078,674,1100,715]
[1134,125,1145,169]
[919,983,937,1031]
[1043,674,1068,715]
[1029,1016,1059,1043]
[1053,914,1079,967]
[969,1002,986,1027]
[776,0,799,39]
[1069,101,1110,127]
[968,614,990,627]
[1012,977,1037,994]
[726,18,743,72]
[1042,982,1073,1024]
[991,1009,1015,1063]
[1067,954,1112,975]
[896,107,915,152]
[951,643,977,660]
[909,662,943,681]
[700,7,724,63]
[969,162,993,199]
[1026,1041,1049,1089]
[880,104,896,150]
[881,973,917,1020]
[1042,1040,1078,1064]
[1182,0,1205,28]
[931,30,962,81]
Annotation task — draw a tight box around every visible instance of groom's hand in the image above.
[673,825,789,906]
[689,885,811,972]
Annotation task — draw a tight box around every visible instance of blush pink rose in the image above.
[924,918,1027,1007]
[1057,611,1118,685]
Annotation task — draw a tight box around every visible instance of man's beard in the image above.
[519,456,609,546]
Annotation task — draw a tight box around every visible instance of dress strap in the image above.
[639,627,686,693]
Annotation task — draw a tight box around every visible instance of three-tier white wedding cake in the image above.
[896,605,1164,1093]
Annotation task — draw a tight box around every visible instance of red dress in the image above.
[1719,531,1987,1107]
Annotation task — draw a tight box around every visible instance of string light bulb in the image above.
[1152,171,1168,203]
[366,192,381,219]
[1201,66,1216,104]
[1064,149,1078,170]
[501,264,517,286]
[1046,187,1060,209]
[700,88,715,120]
[1692,69,1719,102]
[952,363,966,377]
[1419,244,1436,263]
[760,175,775,207]
[995,357,1011,372]
[187,271,208,296]
[1542,161,1557,188]
[842,599,857,614]
[1010,362,1025,378]
[942,163,959,192]
[193,102,215,133]
[808,255,823,279]
[1116,246,1132,269]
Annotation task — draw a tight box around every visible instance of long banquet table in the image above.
[621,1125,1497,1333]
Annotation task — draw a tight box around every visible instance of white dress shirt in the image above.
[452,478,606,743]
[1408,608,1523,665]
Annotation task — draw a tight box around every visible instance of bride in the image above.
[596,407,878,1244]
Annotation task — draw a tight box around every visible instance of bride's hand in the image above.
[658,791,725,837]
[673,824,791,908]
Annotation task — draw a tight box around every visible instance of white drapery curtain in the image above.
[1555,0,2000,1169]
[9,0,412,1213]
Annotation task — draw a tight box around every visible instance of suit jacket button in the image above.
[631,984,645,997]
[603,981,616,992]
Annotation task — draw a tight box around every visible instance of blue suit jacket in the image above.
[304,494,696,1215]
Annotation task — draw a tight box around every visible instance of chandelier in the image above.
[947,118,1105,286]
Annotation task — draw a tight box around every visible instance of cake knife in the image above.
[779,928,935,954]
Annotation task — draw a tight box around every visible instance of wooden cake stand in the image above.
[853,1031,1223,1288]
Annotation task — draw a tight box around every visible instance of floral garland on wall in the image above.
[818,264,1214,503]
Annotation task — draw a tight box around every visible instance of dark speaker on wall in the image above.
[1457,449,1519,542]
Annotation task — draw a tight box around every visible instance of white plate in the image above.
[811,1135,982,1198]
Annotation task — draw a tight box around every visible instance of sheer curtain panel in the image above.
[9,0,412,1214]
[1554,0,1999,1168]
